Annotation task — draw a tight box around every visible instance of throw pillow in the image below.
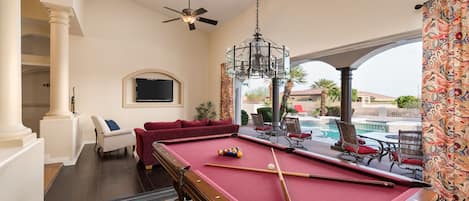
[181,119,208,128]
[209,119,232,126]
[105,120,120,131]
[144,120,182,130]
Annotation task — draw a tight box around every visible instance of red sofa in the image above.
[134,119,239,169]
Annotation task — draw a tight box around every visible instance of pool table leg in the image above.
[173,181,186,201]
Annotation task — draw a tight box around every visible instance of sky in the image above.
[243,41,422,98]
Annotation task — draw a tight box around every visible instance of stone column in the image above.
[271,78,281,132]
[233,79,243,125]
[331,67,353,151]
[340,67,353,123]
[0,0,34,146]
[44,6,72,119]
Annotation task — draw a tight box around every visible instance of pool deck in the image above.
[239,125,422,180]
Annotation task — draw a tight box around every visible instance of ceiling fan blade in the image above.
[192,8,207,16]
[164,6,184,15]
[188,23,196,31]
[197,17,218,25]
[162,17,181,23]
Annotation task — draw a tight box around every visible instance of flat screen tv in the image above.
[135,78,173,102]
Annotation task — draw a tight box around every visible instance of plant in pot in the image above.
[195,101,217,120]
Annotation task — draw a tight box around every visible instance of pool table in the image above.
[152,133,436,201]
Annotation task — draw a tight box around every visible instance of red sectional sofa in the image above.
[134,119,239,169]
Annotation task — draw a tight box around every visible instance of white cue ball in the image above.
[267,163,276,170]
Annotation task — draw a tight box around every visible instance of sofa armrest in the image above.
[104,129,134,137]
[134,128,146,159]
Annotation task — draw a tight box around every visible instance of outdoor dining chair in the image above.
[251,113,272,139]
[284,117,312,148]
[336,120,381,165]
[389,130,423,178]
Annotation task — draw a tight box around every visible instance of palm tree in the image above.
[311,79,338,116]
[280,66,307,118]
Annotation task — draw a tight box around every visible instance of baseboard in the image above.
[45,140,96,166]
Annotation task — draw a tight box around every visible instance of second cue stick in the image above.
[271,148,292,201]
[204,163,395,188]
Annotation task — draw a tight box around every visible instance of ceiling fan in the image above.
[162,0,218,31]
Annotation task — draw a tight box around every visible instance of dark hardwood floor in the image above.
[45,144,173,201]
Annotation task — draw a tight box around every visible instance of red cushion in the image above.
[144,120,182,130]
[402,159,423,166]
[209,119,232,126]
[344,145,378,154]
[182,119,209,128]
[255,125,272,131]
[390,151,423,166]
[288,133,311,139]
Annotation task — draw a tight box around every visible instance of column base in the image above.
[43,112,73,120]
[0,138,44,201]
[0,129,36,147]
[40,116,80,165]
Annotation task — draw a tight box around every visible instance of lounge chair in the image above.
[336,120,380,165]
[293,104,307,116]
[251,113,272,139]
[91,115,135,156]
[284,117,311,148]
[389,130,423,178]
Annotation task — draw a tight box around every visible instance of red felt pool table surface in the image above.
[153,134,436,201]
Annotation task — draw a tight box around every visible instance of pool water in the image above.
[300,121,375,141]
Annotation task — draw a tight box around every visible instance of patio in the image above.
[239,125,422,180]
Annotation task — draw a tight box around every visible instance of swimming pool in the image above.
[300,120,385,141]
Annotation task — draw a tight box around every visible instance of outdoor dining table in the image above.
[358,132,399,161]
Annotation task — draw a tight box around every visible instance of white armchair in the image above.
[91,115,135,154]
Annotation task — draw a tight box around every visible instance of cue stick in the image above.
[271,148,292,201]
[205,163,395,188]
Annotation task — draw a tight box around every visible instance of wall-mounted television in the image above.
[135,78,173,102]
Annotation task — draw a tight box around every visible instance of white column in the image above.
[234,79,243,124]
[0,0,34,145]
[44,7,72,119]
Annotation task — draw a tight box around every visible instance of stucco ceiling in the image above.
[132,0,255,31]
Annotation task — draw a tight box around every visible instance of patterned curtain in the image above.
[422,1,469,200]
[220,64,233,120]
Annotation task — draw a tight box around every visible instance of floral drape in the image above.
[220,64,233,120]
[422,0,469,200]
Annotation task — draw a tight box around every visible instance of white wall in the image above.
[207,0,423,113]
[70,0,209,141]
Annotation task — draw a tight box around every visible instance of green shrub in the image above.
[311,108,320,116]
[326,106,340,117]
[286,107,298,114]
[241,110,248,125]
[256,107,272,122]
[396,96,420,108]
[256,107,297,122]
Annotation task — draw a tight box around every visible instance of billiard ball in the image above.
[267,163,275,170]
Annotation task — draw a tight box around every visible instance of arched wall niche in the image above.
[122,69,184,108]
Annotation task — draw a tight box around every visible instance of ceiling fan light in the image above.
[182,16,196,24]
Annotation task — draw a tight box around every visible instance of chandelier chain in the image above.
[255,0,260,34]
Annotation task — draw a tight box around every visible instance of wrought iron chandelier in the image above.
[225,0,290,81]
